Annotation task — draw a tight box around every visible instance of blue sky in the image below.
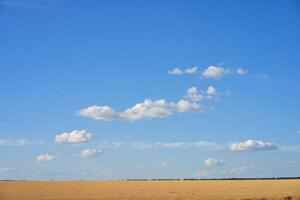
[0,0,300,180]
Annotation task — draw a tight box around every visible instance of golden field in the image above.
[0,180,299,200]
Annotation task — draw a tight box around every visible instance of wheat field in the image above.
[0,180,299,200]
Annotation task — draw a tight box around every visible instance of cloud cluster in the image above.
[201,65,229,79]
[170,65,249,79]
[80,149,105,157]
[229,140,278,151]
[168,67,198,75]
[78,99,201,121]
[54,130,92,144]
[186,86,217,102]
[36,154,57,162]
[204,158,223,167]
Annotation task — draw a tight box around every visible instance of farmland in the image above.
[0,180,299,200]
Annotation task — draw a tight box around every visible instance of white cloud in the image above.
[95,140,223,151]
[206,86,217,95]
[169,67,198,75]
[236,68,248,75]
[78,99,201,121]
[185,67,198,74]
[168,67,183,75]
[204,158,223,167]
[186,87,205,102]
[54,130,92,144]
[229,140,278,151]
[36,154,57,162]
[186,86,217,102]
[0,139,44,146]
[202,65,229,79]
[80,149,105,158]
[129,141,223,150]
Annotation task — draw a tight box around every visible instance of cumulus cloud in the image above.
[36,154,57,162]
[204,158,223,167]
[78,99,201,121]
[229,140,278,151]
[54,130,92,144]
[201,65,229,79]
[185,67,198,74]
[80,149,105,157]
[206,86,217,95]
[186,86,217,102]
[168,67,183,75]
[236,68,248,75]
[168,67,198,75]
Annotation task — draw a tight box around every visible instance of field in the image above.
[0,180,299,200]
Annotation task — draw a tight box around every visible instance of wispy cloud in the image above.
[95,140,225,151]
[0,139,45,146]
[0,167,17,174]
[195,166,249,178]
[257,73,270,80]
[285,160,296,165]
[0,0,60,8]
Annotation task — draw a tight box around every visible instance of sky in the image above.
[0,0,300,180]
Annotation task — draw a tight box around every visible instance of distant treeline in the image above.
[125,177,300,181]
[1,177,300,182]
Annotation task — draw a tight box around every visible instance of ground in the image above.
[0,180,299,200]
